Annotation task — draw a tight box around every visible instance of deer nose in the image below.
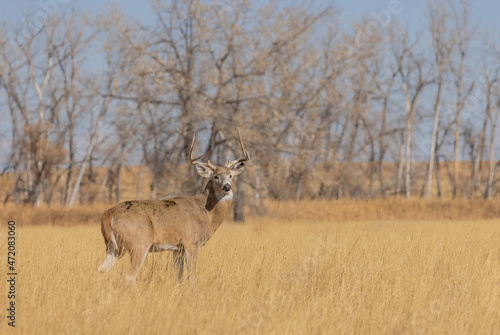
[222,184,231,192]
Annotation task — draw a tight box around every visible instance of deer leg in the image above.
[98,243,122,273]
[173,247,185,281]
[184,245,199,290]
[98,252,117,273]
[125,244,151,282]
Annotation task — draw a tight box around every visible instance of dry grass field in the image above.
[1,201,500,334]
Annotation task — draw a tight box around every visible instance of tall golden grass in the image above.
[266,198,500,222]
[1,198,500,227]
[1,201,500,334]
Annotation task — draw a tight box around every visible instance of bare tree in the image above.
[448,0,476,198]
[484,40,500,198]
[2,0,500,206]
[391,25,432,198]
[423,1,453,198]
[1,12,81,205]
[485,93,500,198]
[467,68,498,199]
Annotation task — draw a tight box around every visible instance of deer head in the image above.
[189,128,250,197]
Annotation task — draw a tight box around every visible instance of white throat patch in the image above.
[217,191,233,203]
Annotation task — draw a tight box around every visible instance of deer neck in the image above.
[202,180,233,233]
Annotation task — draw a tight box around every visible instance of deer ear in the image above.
[195,164,213,178]
[231,162,245,175]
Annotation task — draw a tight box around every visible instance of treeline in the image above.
[1,0,499,213]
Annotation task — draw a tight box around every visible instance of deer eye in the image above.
[229,175,233,178]
[214,176,220,181]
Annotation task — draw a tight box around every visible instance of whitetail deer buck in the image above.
[97,129,250,286]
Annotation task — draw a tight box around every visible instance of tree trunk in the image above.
[435,154,442,198]
[396,132,405,197]
[233,174,245,223]
[425,75,443,198]
[377,95,390,197]
[405,112,415,199]
[67,100,108,206]
[471,78,490,198]
[453,115,460,198]
[64,122,75,203]
[485,109,499,198]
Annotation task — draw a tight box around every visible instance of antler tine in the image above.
[189,133,205,164]
[207,160,217,170]
[226,128,251,169]
[237,127,250,159]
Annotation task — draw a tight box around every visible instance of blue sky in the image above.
[1,0,499,32]
[1,0,152,24]
[1,0,499,164]
[336,0,499,31]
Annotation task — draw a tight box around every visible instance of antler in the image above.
[206,160,218,170]
[189,133,205,163]
[189,133,217,170]
[226,128,251,169]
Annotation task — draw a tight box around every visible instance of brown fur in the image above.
[98,130,249,286]
[98,174,236,284]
